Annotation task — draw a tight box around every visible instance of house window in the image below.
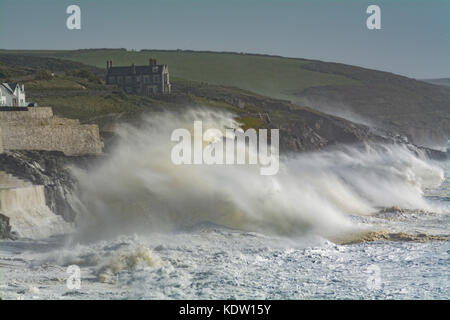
[146,86,156,95]
[143,75,150,84]
[153,75,160,82]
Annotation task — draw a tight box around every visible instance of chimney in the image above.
[132,63,136,74]
[149,58,157,66]
[106,60,109,69]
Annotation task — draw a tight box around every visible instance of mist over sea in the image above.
[0,112,448,299]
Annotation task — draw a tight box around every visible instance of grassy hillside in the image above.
[0,49,358,100]
[0,53,292,127]
[1,49,448,148]
[0,53,393,154]
[298,61,450,147]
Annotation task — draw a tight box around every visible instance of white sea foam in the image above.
[0,185,73,238]
[71,110,444,241]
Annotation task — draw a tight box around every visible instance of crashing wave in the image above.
[70,110,444,241]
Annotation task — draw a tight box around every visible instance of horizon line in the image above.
[1,47,449,80]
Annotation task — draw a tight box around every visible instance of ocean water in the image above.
[0,112,448,300]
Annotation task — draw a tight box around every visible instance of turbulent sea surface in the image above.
[0,113,449,299]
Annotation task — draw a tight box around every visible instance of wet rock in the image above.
[0,213,17,240]
[337,231,449,245]
[0,150,102,223]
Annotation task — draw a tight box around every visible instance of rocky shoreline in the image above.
[0,151,104,239]
[0,213,15,240]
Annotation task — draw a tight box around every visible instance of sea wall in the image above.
[0,151,98,224]
[1,123,103,156]
[0,107,53,121]
[0,184,72,238]
[0,107,103,156]
[0,126,3,154]
[0,170,73,238]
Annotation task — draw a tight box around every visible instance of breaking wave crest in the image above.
[71,110,444,241]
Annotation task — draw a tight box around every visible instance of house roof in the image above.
[1,83,19,94]
[107,65,167,76]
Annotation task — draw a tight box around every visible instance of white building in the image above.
[0,83,27,107]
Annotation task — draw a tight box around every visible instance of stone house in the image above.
[106,58,171,95]
[0,83,27,107]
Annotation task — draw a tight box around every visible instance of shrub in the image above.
[66,69,102,84]
[35,69,53,80]
[0,67,11,79]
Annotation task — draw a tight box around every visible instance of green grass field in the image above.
[0,49,358,101]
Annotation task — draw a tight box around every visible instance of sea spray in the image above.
[170,120,279,175]
[97,246,161,283]
[71,110,444,241]
[30,236,162,284]
[0,184,73,238]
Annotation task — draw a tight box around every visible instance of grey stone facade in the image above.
[105,58,171,95]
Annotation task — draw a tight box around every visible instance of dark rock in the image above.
[0,213,17,240]
[0,151,102,222]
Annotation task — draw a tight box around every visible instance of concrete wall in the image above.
[0,107,53,121]
[4,117,80,127]
[0,107,103,156]
[0,127,3,154]
[1,124,103,156]
[0,182,72,238]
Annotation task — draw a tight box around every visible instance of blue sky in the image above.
[0,0,449,79]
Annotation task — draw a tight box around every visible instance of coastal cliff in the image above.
[0,151,102,239]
